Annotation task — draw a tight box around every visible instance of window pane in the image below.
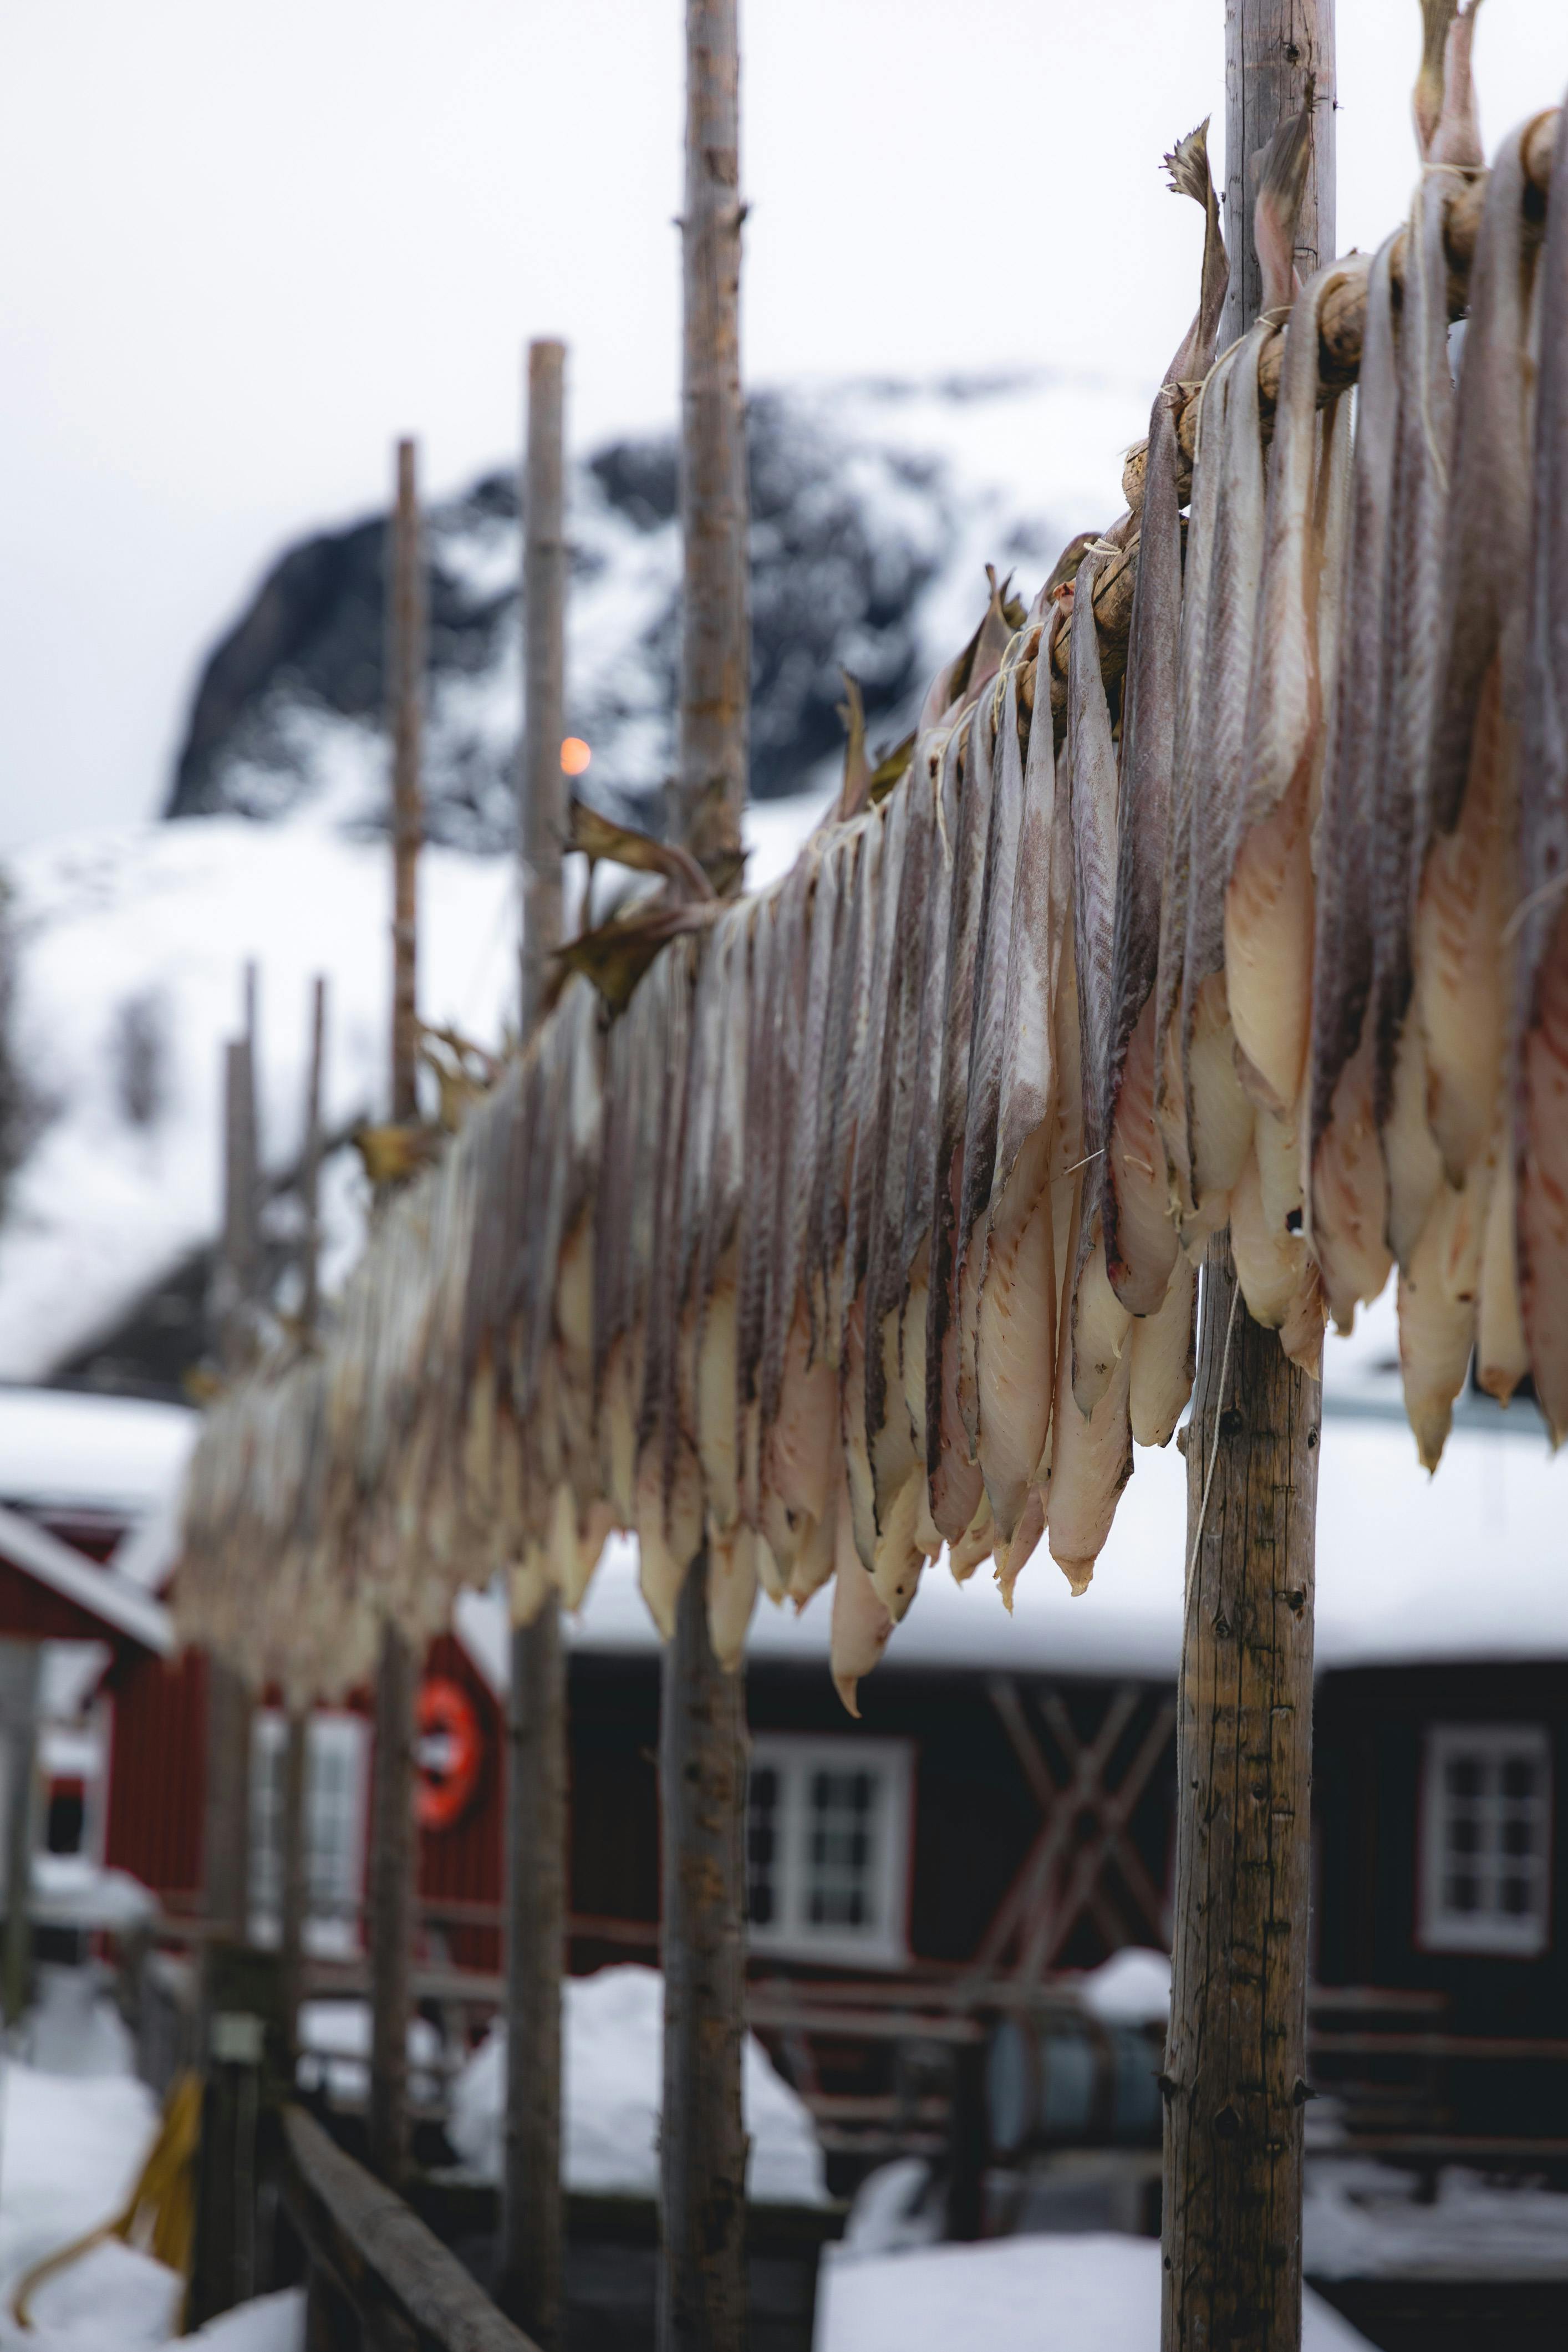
[747,1766,779,1928]
[1447,1756,1480,1799]
[1503,1758,1536,1801]
[803,1768,880,1933]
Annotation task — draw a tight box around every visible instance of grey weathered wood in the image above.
[0,1641,39,2027]
[280,2103,542,2352]
[1164,19,1331,2346]
[279,1709,309,2058]
[300,974,327,1336]
[1162,1255,1321,2352]
[498,338,570,2350]
[673,0,749,892]
[389,437,424,1126]
[369,1618,416,2188]
[281,976,327,2060]
[660,1569,749,2352]
[660,4,751,2346]
[500,1603,566,2347]
[1221,0,1336,349]
[519,340,567,1040]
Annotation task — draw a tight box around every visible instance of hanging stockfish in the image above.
[634,946,702,1633]
[1515,102,1568,1446]
[1306,235,1402,1333]
[924,581,1011,1546]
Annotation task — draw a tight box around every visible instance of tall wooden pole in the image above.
[660,6,750,2349]
[0,1641,40,2027]
[672,0,749,895]
[279,975,327,2057]
[1162,12,1333,2350]
[204,971,261,1944]
[369,443,423,2190]
[390,438,424,1128]
[498,341,568,2350]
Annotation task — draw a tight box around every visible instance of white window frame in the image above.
[250,1709,370,1957]
[746,1733,913,1967]
[1418,1722,1552,1959]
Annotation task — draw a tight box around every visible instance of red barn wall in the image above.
[104,1646,208,1902]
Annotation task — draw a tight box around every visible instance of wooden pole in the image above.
[368,1618,415,2188]
[0,1641,40,2028]
[660,6,750,2348]
[205,974,261,1944]
[673,0,749,894]
[1162,11,1332,2349]
[389,437,424,1127]
[368,445,424,2189]
[498,342,568,2349]
[279,975,327,2058]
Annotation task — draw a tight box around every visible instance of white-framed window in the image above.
[250,1710,370,1956]
[1418,1723,1552,1958]
[746,1734,913,1966]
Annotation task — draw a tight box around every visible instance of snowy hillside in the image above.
[166,372,1151,847]
[0,369,1152,1383]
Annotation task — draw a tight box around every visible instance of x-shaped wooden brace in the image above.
[969,1676,1177,1986]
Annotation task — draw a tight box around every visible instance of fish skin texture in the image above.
[1309,235,1402,1328]
[1104,389,1183,1315]
[1046,1174,1133,1596]
[1376,173,1462,1269]
[1228,259,1365,1119]
[1517,108,1568,1446]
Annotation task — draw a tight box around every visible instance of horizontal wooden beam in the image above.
[279,2102,541,2352]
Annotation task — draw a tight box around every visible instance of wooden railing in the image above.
[276,2102,538,2352]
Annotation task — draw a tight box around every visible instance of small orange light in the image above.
[561,737,592,777]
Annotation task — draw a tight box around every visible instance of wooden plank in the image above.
[498,338,569,2352]
[0,1641,39,2027]
[279,2103,541,2352]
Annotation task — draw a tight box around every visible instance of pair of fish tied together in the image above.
[176,86,1568,1717]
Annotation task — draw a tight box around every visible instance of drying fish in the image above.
[1103,389,1183,1316]
[1226,258,1361,1121]
[1307,235,1401,1331]
[974,606,1066,1549]
[1515,102,1568,1447]
[1376,170,1465,1269]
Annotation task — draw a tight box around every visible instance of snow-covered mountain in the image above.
[165,371,1150,846]
[3,369,1156,1389]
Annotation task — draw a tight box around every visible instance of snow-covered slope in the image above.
[166,372,1149,846]
[2,369,1151,1383]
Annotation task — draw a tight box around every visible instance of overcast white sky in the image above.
[2,2,1565,852]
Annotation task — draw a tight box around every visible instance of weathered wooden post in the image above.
[368,439,424,2190]
[205,971,262,1944]
[1162,8,1334,2348]
[278,974,327,2058]
[0,1640,40,2027]
[498,339,569,2349]
[660,4,750,2348]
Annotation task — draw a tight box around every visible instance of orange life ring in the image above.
[415,1676,481,1830]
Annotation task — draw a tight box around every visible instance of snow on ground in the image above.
[447,1963,827,2206]
[815,2235,1377,2352]
[0,2007,307,2352]
[1305,2157,1568,2279]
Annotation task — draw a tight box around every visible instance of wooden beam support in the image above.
[281,975,326,2061]
[1162,14,1330,2345]
[520,340,567,1041]
[660,4,751,2346]
[0,1641,40,2028]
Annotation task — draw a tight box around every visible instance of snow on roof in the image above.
[0,1387,197,1516]
[454,1353,1568,1694]
[0,1499,172,1654]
